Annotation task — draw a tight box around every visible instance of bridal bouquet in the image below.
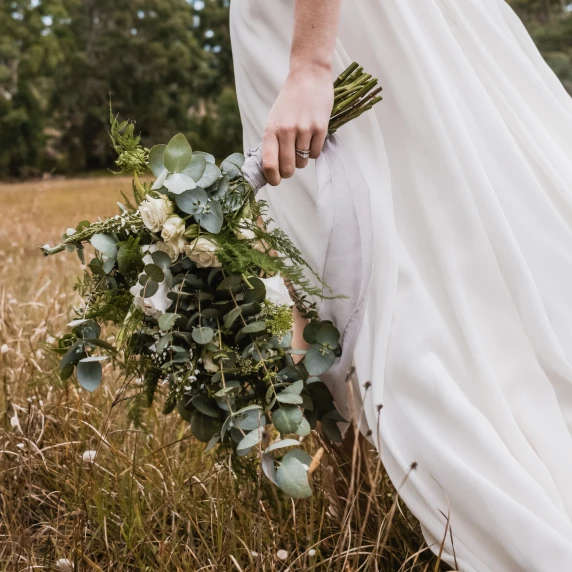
[41,63,381,498]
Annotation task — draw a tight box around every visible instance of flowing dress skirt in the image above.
[230,1,572,569]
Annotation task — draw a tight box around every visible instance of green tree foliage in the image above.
[510,0,572,92]
[0,1,570,179]
[0,0,240,178]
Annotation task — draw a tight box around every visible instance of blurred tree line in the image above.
[0,0,570,179]
[0,0,241,178]
[510,0,572,92]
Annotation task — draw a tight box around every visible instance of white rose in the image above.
[129,250,174,318]
[161,215,186,243]
[184,237,222,268]
[140,195,174,232]
[260,274,294,307]
[155,238,186,262]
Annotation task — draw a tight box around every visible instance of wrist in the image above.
[289,57,333,79]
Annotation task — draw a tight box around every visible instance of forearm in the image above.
[289,0,342,75]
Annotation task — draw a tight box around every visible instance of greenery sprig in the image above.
[42,63,383,499]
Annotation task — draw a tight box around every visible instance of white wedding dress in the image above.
[230,1,572,570]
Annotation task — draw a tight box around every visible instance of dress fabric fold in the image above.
[230,1,572,569]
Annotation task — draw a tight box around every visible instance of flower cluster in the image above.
[44,130,344,499]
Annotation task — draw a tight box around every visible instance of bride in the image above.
[230,1,572,570]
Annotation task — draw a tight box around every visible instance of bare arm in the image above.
[262,0,342,186]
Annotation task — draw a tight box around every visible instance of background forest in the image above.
[0,0,570,180]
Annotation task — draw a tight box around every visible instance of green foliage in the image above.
[0,0,240,179]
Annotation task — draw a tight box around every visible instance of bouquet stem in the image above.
[329,62,383,134]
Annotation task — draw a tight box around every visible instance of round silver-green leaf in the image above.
[77,358,103,392]
[149,144,166,176]
[164,133,193,173]
[192,327,214,345]
[272,405,303,434]
[276,455,312,499]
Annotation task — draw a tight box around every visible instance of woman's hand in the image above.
[262,65,334,186]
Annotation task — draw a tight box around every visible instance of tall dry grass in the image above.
[0,178,446,571]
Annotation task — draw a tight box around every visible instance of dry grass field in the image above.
[0,177,444,571]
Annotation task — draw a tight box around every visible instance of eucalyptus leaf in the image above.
[205,434,220,453]
[151,250,171,269]
[209,174,229,200]
[236,427,264,456]
[264,439,301,455]
[221,153,245,179]
[214,380,240,398]
[90,234,117,258]
[151,168,168,190]
[303,322,322,345]
[276,392,304,405]
[284,448,313,467]
[272,405,303,434]
[144,263,165,282]
[196,200,224,234]
[141,279,159,298]
[321,417,343,442]
[175,187,209,215]
[304,344,336,375]
[195,162,221,188]
[102,257,116,275]
[149,144,166,176]
[164,133,193,173]
[164,172,196,195]
[283,379,304,395]
[316,324,340,348]
[191,412,220,443]
[240,321,266,334]
[194,151,215,164]
[77,359,103,392]
[156,333,173,354]
[158,313,180,331]
[192,327,214,345]
[177,398,194,423]
[295,417,311,437]
[182,153,207,181]
[235,408,265,431]
[192,395,221,418]
[262,454,278,486]
[60,341,86,370]
[223,306,242,329]
[276,455,312,499]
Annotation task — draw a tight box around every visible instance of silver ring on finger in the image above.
[295,148,311,159]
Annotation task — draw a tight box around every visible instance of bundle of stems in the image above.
[329,62,383,134]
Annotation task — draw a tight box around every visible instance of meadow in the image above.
[0,177,445,571]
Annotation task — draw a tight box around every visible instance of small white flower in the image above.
[56,558,74,571]
[308,549,316,557]
[184,237,222,268]
[161,215,186,243]
[260,274,293,307]
[1,344,9,354]
[82,450,97,464]
[140,195,174,232]
[276,549,289,561]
